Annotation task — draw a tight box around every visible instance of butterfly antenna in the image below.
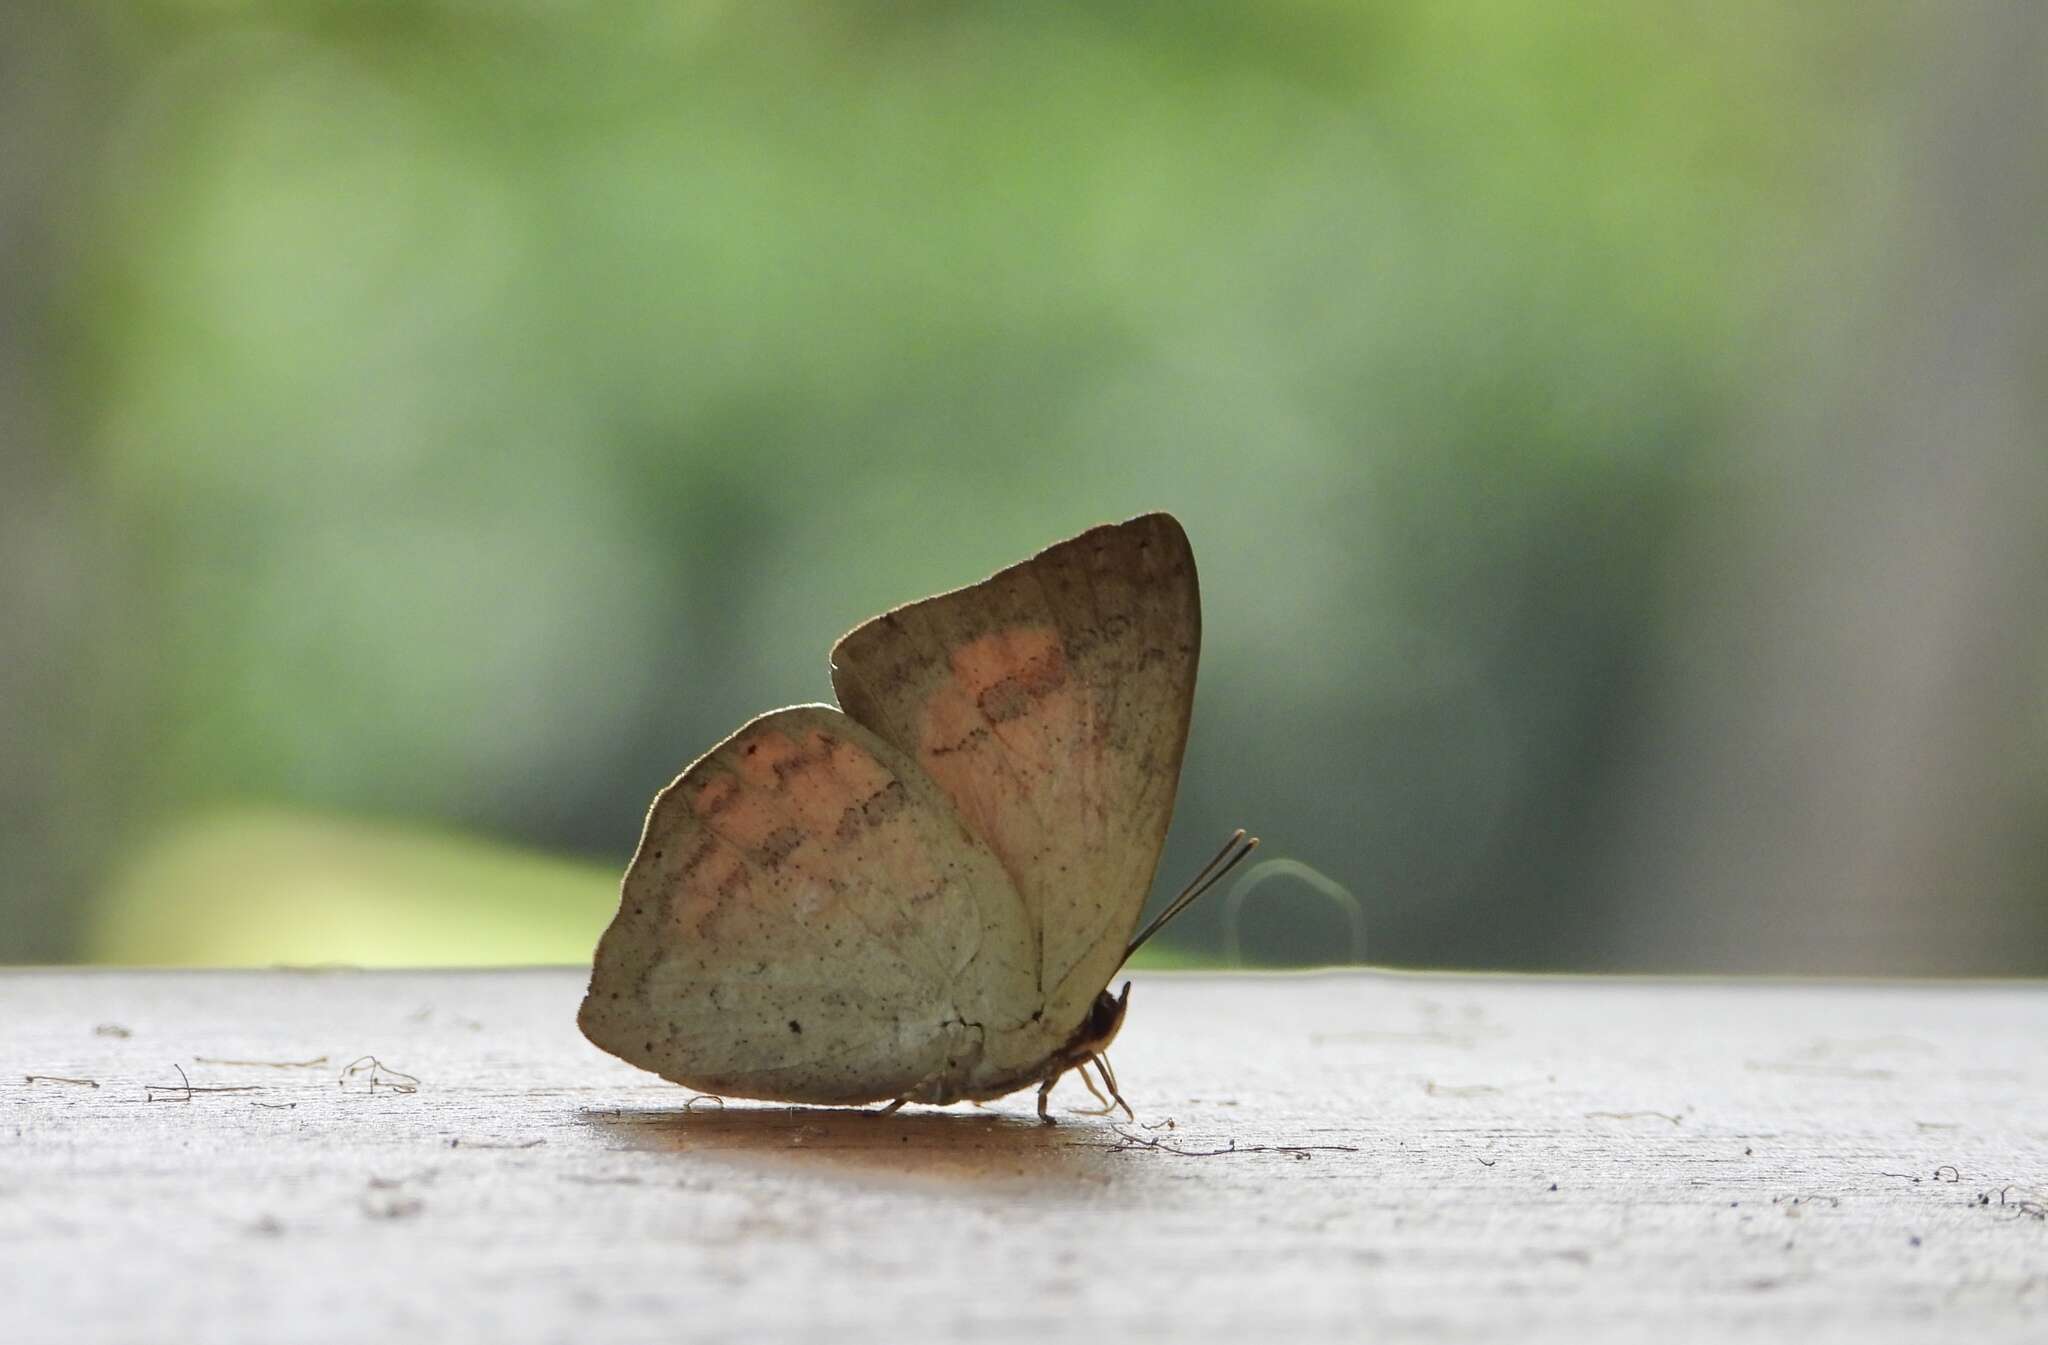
[1122,829,1260,966]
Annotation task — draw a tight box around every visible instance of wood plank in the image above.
[6,969,2046,1342]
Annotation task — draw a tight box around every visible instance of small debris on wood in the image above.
[1107,1125,1359,1159]
[144,1064,263,1102]
[338,1056,421,1095]
[194,1055,328,1069]
[1584,1110,1684,1125]
[24,1075,99,1088]
[447,1138,546,1150]
[1994,1185,2048,1220]
[93,1024,132,1039]
[1770,1193,1842,1210]
[1933,1165,1961,1183]
[1424,1081,1501,1097]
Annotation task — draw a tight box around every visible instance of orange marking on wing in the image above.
[819,731,894,797]
[812,733,946,935]
[706,786,786,850]
[947,628,1066,705]
[768,732,854,836]
[914,624,1095,860]
[674,844,751,935]
[691,723,954,942]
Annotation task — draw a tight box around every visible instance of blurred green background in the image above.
[5,2,2044,972]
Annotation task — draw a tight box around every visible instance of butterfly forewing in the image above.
[829,512,1201,1042]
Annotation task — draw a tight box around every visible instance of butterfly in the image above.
[578,512,1254,1122]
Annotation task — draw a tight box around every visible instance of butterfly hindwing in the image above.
[579,704,1038,1104]
[829,513,1201,1042]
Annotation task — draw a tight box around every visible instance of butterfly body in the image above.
[579,513,1198,1115]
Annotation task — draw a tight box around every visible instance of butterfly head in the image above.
[1071,980,1132,1057]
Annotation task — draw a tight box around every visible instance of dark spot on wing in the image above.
[755,826,805,869]
[977,649,1068,722]
[835,779,908,842]
[928,725,992,758]
[769,737,836,787]
[680,836,720,879]
[695,777,740,816]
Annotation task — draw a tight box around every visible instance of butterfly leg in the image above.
[1060,1055,1137,1120]
[1035,1074,1059,1125]
[1092,1053,1135,1121]
[876,1096,910,1115]
[1073,1062,1115,1113]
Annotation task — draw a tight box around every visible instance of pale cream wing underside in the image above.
[829,512,1201,1043]
[579,705,1038,1105]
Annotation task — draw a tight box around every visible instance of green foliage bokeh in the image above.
[16,2,2015,970]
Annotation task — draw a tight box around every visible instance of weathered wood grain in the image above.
[5,969,2045,1343]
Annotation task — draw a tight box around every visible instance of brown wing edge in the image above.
[830,510,1200,736]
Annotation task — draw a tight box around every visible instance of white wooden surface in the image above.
[5,968,2046,1343]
